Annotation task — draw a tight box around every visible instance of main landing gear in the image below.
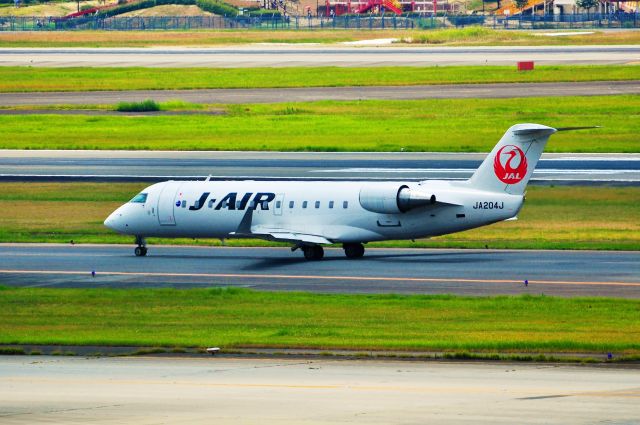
[134,236,147,257]
[302,245,324,261]
[343,243,365,259]
[296,243,366,260]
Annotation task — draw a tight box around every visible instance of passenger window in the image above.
[302,201,308,209]
[329,201,334,209]
[208,199,214,208]
[315,201,320,209]
[276,201,281,209]
[289,201,294,208]
[343,201,348,209]
[130,193,148,203]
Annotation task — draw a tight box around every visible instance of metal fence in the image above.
[0,13,638,31]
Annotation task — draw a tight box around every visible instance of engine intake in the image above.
[359,183,436,214]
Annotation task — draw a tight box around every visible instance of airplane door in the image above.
[273,193,284,216]
[157,181,182,226]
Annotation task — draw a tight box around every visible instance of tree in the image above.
[514,0,528,11]
[576,0,598,12]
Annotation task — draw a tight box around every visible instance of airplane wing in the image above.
[229,209,332,245]
[230,227,332,245]
[245,227,332,245]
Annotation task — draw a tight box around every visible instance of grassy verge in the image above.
[115,99,161,112]
[0,183,638,250]
[0,287,638,354]
[1,28,640,47]
[1,65,639,93]
[1,96,638,152]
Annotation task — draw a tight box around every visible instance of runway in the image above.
[1,80,639,105]
[1,356,639,424]
[1,245,638,297]
[1,150,638,185]
[1,45,639,67]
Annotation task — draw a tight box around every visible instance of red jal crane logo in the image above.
[493,145,528,184]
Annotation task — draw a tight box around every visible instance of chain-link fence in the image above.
[0,13,638,31]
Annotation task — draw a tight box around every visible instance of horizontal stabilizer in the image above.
[512,127,557,137]
[555,126,601,132]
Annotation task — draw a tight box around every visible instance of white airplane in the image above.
[104,123,582,260]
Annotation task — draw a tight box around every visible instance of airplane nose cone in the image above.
[104,211,123,232]
[104,213,116,230]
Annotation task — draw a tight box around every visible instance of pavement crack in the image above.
[518,394,569,400]
[0,404,125,418]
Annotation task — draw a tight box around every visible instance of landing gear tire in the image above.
[134,246,147,257]
[134,236,147,257]
[343,243,365,259]
[303,245,324,261]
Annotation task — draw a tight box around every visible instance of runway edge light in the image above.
[207,347,220,356]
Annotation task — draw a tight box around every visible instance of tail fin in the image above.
[466,123,556,195]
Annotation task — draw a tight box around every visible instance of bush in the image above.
[116,99,160,112]
[0,347,26,355]
[94,0,238,17]
[0,0,38,4]
[246,8,281,17]
[416,17,440,29]
[156,0,195,5]
[196,0,238,16]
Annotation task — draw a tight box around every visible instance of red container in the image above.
[517,61,535,71]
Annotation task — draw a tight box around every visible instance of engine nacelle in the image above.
[359,183,436,214]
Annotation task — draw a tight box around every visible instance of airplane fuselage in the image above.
[105,179,523,243]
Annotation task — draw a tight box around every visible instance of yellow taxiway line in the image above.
[1,269,639,287]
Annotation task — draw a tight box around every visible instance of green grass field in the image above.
[1,65,639,92]
[1,28,640,47]
[1,96,638,152]
[1,287,638,355]
[1,183,638,250]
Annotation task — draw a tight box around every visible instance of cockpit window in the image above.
[130,193,148,203]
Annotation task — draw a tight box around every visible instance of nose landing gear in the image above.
[134,236,147,257]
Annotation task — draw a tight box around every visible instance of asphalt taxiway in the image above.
[1,45,639,67]
[2,150,637,184]
[1,245,638,298]
[1,80,639,105]
[1,356,639,424]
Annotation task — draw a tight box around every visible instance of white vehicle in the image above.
[104,123,579,260]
